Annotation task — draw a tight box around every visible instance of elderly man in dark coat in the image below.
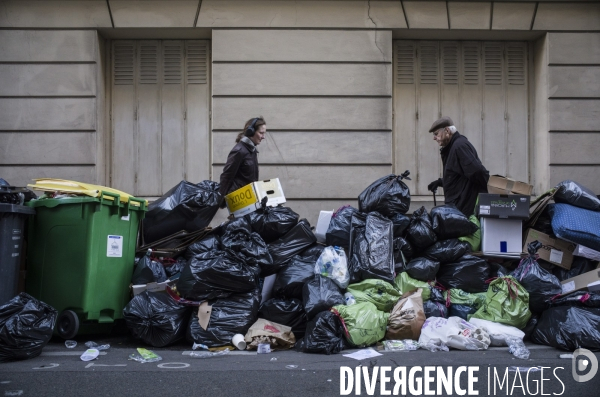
[427,116,490,217]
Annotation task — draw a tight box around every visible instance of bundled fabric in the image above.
[325,206,358,248]
[302,275,344,320]
[394,272,433,301]
[458,215,481,251]
[315,246,350,289]
[531,306,600,351]
[0,293,57,363]
[406,206,438,249]
[272,256,315,299]
[346,279,401,312]
[176,249,260,300]
[186,290,260,347]
[244,319,296,350]
[358,171,411,217]
[258,298,308,339]
[470,276,531,329]
[405,257,440,282]
[423,300,448,318]
[143,180,221,244]
[423,239,470,264]
[333,302,389,347]
[553,256,597,282]
[266,219,317,276]
[436,254,490,293]
[549,291,600,308]
[549,203,600,251]
[510,241,562,313]
[296,311,346,355]
[348,212,395,283]
[554,180,600,212]
[431,204,479,240]
[123,291,191,347]
[185,234,221,260]
[385,289,426,340]
[393,237,413,266]
[247,202,299,243]
[222,226,273,269]
[389,213,411,238]
[132,251,167,285]
[448,304,477,321]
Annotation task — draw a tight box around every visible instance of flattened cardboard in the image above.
[487,175,533,196]
[561,266,600,294]
[523,229,576,270]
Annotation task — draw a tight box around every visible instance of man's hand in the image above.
[428,178,443,192]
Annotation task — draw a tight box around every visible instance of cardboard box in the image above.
[481,217,523,258]
[574,244,600,262]
[315,210,334,243]
[477,193,530,220]
[561,266,600,294]
[523,229,576,270]
[225,178,286,217]
[487,175,533,196]
[132,279,175,296]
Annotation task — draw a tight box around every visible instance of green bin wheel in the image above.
[57,310,80,340]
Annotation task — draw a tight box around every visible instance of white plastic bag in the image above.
[418,316,490,352]
[469,318,525,347]
[418,317,450,352]
[315,246,350,289]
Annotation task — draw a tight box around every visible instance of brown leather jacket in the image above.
[219,137,259,199]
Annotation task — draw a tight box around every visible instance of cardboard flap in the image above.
[197,302,212,331]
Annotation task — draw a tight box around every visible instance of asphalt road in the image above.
[1,335,599,397]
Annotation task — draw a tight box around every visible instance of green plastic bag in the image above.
[469,276,531,329]
[458,215,481,251]
[445,288,486,309]
[346,279,401,312]
[332,302,389,347]
[394,272,432,301]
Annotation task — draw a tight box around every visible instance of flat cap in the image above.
[429,116,454,133]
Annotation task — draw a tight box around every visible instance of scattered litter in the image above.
[189,349,230,359]
[4,391,23,396]
[507,337,530,360]
[327,379,332,382]
[270,357,278,361]
[257,343,271,354]
[560,354,574,359]
[286,365,298,369]
[383,340,419,352]
[192,343,209,350]
[80,349,99,362]
[342,348,382,361]
[64,340,77,349]
[128,348,162,363]
[85,341,110,351]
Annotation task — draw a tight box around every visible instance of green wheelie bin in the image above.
[25,191,146,339]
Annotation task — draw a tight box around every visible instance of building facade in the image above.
[1,0,599,224]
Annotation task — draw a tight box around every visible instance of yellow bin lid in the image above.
[28,179,148,207]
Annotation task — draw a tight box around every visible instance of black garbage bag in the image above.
[273,256,316,299]
[123,291,191,347]
[258,298,308,339]
[296,311,346,355]
[247,200,299,243]
[549,291,600,308]
[132,251,167,284]
[532,207,555,237]
[554,180,600,212]
[266,219,317,276]
[186,290,261,347]
[165,257,187,278]
[448,304,476,321]
[388,213,411,238]
[358,171,411,217]
[222,227,273,269]
[405,257,440,282]
[299,244,325,261]
[143,180,221,244]
[422,239,470,264]
[302,275,344,320]
[522,313,539,341]
[326,206,358,249]
[0,293,57,363]
[185,234,221,260]
[553,256,597,282]
[176,249,260,300]
[511,241,562,313]
[423,300,449,319]
[406,206,438,249]
[393,237,413,271]
[489,262,510,278]
[531,306,600,351]
[436,255,490,293]
[348,212,394,283]
[216,216,253,236]
[431,204,479,240]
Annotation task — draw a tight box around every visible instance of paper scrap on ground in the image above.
[343,348,383,361]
